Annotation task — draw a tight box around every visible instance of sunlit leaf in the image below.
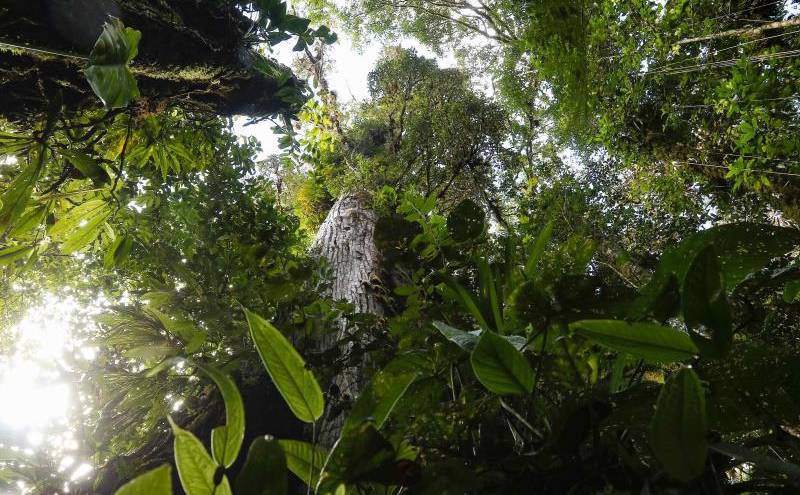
[85,18,141,108]
[114,464,171,495]
[104,233,133,268]
[244,308,324,422]
[0,149,46,231]
[199,364,245,469]
[0,244,34,266]
[168,416,232,495]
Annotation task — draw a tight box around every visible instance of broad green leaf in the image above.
[104,233,133,268]
[0,244,33,266]
[282,15,311,34]
[235,436,287,495]
[525,219,554,277]
[0,148,46,231]
[245,308,324,422]
[198,364,245,468]
[784,279,800,303]
[149,308,206,352]
[62,150,110,184]
[470,330,534,395]
[114,464,171,495]
[317,423,396,493]
[169,416,232,495]
[571,320,698,363]
[50,200,109,237]
[682,246,732,358]
[123,344,175,364]
[433,321,526,352]
[279,440,327,487]
[650,368,707,482]
[434,321,479,351]
[10,203,49,237]
[476,258,503,333]
[85,18,141,108]
[344,370,418,431]
[60,206,111,253]
[441,275,490,331]
[267,31,292,45]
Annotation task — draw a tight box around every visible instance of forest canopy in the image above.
[2,0,800,494]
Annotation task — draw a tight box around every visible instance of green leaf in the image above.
[0,244,34,266]
[282,15,311,34]
[278,440,327,488]
[85,18,141,108]
[681,246,732,358]
[169,416,232,495]
[525,220,554,277]
[60,205,112,253]
[104,233,133,268]
[344,370,418,431]
[0,149,46,231]
[235,436,287,495]
[570,320,698,363]
[267,31,292,45]
[293,37,308,52]
[50,200,109,237]
[317,423,396,493]
[476,257,503,333]
[470,330,534,395]
[149,308,206,352]
[244,308,324,422]
[62,150,110,184]
[784,279,800,303]
[433,321,479,351]
[114,464,172,495]
[441,275,491,331]
[447,199,485,242]
[9,203,49,237]
[433,321,526,352]
[198,364,245,469]
[650,368,707,482]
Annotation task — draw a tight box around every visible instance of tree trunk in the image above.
[311,194,383,446]
[0,0,304,121]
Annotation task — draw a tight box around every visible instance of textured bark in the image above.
[312,194,383,446]
[0,0,304,121]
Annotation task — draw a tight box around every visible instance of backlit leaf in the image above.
[114,464,171,495]
[245,308,324,422]
[85,18,141,108]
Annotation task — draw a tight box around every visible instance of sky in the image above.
[234,24,458,160]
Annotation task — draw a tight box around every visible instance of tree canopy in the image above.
[3,1,800,494]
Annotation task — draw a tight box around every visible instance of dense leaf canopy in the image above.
[2,1,800,494]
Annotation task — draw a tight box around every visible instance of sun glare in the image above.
[0,293,103,493]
